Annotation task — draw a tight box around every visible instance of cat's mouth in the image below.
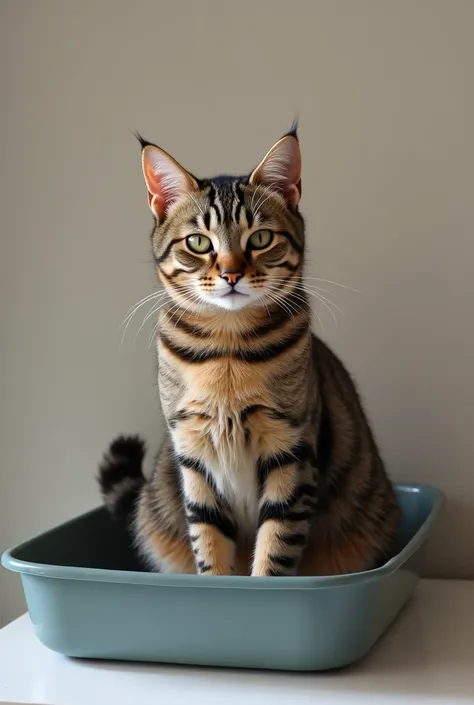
[223,290,249,298]
[209,288,252,311]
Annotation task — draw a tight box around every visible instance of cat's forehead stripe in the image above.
[233,182,245,225]
[202,179,250,230]
[207,183,220,225]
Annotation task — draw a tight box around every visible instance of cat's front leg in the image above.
[178,455,237,575]
[252,447,318,577]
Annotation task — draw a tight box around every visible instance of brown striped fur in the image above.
[99,126,400,577]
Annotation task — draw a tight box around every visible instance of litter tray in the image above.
[2,483,443,671]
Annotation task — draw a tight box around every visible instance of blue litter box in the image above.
[2,483,443,671]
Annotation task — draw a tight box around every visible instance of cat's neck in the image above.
[160,296,310,341]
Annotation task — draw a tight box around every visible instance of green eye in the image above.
[249,229,273,250]
[186,234,212,254]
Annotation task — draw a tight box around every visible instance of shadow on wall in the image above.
[424,497,474,579]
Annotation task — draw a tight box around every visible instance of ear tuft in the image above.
[249,133,302,206]
[141,144,198,221]
[132,130,150,150]
[286,119,299,140]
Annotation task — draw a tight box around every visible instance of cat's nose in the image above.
[220,271,243,287]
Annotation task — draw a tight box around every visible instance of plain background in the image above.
[1,0,473,626]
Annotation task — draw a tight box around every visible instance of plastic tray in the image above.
[2,483,443,671]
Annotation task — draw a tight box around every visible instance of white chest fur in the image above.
[171,403,259,534]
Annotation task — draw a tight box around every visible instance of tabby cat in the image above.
[99,126,400,577]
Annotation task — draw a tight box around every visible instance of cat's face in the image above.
[140,129,304,312]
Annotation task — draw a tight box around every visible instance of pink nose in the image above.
[220,271,243,287]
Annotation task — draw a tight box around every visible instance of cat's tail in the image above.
[98,435,146,525]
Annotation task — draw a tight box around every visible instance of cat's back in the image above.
[310,332,376,453]
[301,333,401,574]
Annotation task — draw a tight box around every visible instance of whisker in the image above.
[264,285,309,308]
[263,283,328,334]
[296,277,359,293]
[310,290,345,317]
[133,296,173,341]
[266,283,341,326]
[148,319,161,348]
[255,189,280,215]
[122,289,164,320]
[186,192,205,218]
[313,309,325,336]
[265,278,335,297]
[262,294,294,325]
[120,292,170,346]
[263,277,348,318]
[250,185,258,212]
[266,277,352,298]
[311,292,338,326]
[173,291,205,328]
[266,285,338,327]
[262,289,291,318]
[253,182,280,214]
[269,281,345,316]
[134,285,197,344]
[148,295,191,348]
[263,289,299,320]
[252,186,271,214]
[264,275,358,294]
[149,297,192,348]
[121,290,168,328]
[250,182,277,212]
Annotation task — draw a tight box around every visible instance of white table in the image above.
[0,580,473,705]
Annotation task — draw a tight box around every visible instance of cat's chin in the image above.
[208,292,254,312]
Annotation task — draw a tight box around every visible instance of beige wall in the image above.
[1,0,473,624]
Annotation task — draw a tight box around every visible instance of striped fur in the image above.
[99,127,400,576]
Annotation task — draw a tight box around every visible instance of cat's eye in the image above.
[186,234,212,254]
[248,229,273,250]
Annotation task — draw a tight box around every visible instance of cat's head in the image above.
[139,126,304,312]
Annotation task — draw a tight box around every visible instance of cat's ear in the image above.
[249,130,302,206]
[141,143,199,220]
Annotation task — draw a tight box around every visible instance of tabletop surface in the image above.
[0,579,473,705]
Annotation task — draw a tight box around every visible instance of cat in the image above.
[98,125,401,577]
